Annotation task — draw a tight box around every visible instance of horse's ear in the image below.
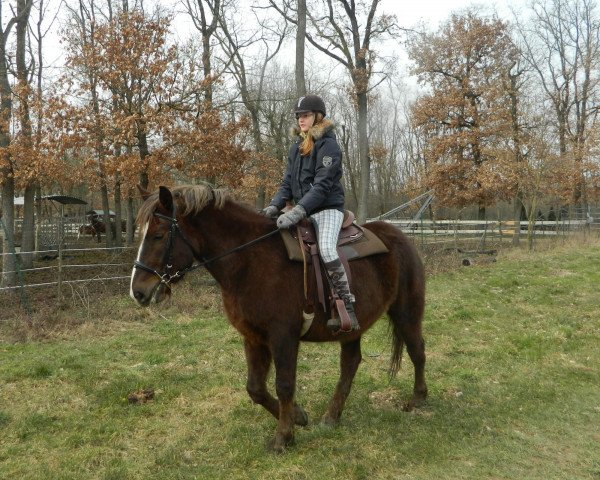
[137,184,151,200]
[158,186,174,212]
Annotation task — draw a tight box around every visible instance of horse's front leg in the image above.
[244,339,308,427]
[322,338,362,426]
[269,336,301,453]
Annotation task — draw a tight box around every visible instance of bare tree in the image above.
[216,3,290,207]
[182,0,221,106]
[260,62,297,168]
[516,0,600,208]
[368,83,404,215]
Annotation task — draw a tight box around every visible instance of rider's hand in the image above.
[261,205,279,219]
[276,205,306,229]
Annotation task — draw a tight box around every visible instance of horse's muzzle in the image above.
[131,279,171,306]
[131,289,151,306]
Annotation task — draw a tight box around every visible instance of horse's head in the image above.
[130,186,198,306]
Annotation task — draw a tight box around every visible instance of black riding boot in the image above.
[324,258,359,332]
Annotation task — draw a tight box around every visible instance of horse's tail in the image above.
[389,319,405,380]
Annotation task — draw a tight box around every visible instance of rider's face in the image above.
[297,112,315,133]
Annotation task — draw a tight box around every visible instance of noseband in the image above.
[133,203,280,286]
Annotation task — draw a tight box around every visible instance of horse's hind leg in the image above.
[321,338,362,426]
[243,339,308,427]
[388,303,427,410]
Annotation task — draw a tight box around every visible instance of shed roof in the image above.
[43,195,88,205]
[11,195,86,206]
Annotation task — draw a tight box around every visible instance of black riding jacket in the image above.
[270,120,345,215]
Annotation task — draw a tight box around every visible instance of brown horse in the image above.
[83,218,130,242]
[78,224,97,240]
[130,185,427,452]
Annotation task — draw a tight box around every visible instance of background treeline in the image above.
[2,0,600,287]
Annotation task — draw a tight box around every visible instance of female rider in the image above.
[263,94,359,332]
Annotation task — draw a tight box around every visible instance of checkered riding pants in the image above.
[310,209,344,264]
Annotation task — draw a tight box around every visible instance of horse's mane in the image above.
[136,185,230,225]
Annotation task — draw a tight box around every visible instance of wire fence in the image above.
[0,246,136,286]
[3,204,600,317]
[0,223,138,317]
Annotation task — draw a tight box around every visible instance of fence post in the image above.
[57,206,64,302]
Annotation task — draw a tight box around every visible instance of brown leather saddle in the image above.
[280,211,388,263]
[279,211,389,321]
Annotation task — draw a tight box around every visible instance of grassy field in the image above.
[1,238,599,479]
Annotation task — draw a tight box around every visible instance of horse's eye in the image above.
[153,234,165,240]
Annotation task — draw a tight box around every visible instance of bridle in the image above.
[133,203,279,286]
[133,203,198,286]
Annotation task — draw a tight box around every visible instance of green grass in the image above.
[1,242,599,479]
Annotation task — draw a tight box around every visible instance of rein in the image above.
[133,206,279,286]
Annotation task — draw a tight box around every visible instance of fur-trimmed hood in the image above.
[290,119,336,141]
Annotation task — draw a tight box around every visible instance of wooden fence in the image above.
[2,211,599,315]
[384,219,597,238]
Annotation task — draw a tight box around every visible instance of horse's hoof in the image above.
[402,396,427,412]
[267,433,294,453]
[266,439,286,454]
[294,406,309,426]
[320,414,339,427]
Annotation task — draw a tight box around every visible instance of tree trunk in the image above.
[185,0,220,107]
[1,18,16,287]
[478,204,486,221]
[507,68,524,247]
[295,0,306,97]
[126,194,135,245]
[138,125,150,190]
[126,144,136,245]
[114,172,122,248]
[202,32,213,106]
[340,124,358,208]
[512,192,523,246]
[1,181,16,287]
[200,1,218,106]
[16,0,34,268]
[356,91,370,223]
[249,109,266,209]
[100,183,113,248]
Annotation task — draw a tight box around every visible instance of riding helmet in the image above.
[294,94,326,117]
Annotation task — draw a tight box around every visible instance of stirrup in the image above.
[327,298,359,333]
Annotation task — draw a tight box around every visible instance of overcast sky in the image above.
[380,0,518,28]
[39,0,525,85]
